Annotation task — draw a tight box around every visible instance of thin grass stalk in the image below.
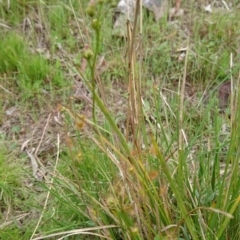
[90,6,102,124]
[32,225,118,240]
[69,0,86,43]
[178,40,189,151]
[133,0,142,146]
[216,195,240,239]
[126,21,139,147]
[126,0,141,151]
[177,40,189,203]
[151,88,175,149]
[230,75,240,190]
[230,53,234,127]
[126,20,133,143]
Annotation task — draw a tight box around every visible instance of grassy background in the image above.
[0,0,239,239]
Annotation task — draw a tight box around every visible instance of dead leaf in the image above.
[6,106,17,116]
[21,138,32,151]
[26,149,39,179]
[0,22,11,29]
[178,52,185,61]
[97,55,107,74]
[204,4,212,13]
[169,7,184,18]
[26,149,45,181]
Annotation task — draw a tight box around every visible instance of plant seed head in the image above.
[106,196,118,207]
[83,49,94,60]
[97,0,105,4]
[91,19,101,31]
[86,6,95,18]
[130,226,139,234]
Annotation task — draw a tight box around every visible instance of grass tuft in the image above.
[0,1,239,239]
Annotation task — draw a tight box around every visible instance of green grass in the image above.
[0,0,239,239]
[0,146,36,239]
